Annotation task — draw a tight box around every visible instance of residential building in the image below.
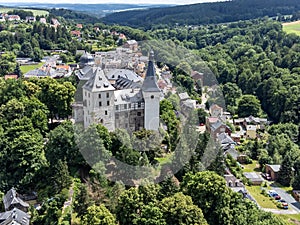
[209,104,223,117]
[265,164,281,181]
[243,172,264,185]
[246,125,257,139]
[2,188,29,212]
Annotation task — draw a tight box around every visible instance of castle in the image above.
[72,50,162,132]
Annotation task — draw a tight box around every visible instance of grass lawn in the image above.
[277,214,300,225]
[0,7,49,16]
[246,185,278,209]
[155,153,173,165]
[283,21,300,36]
[242,160,260,172]
[20,62,44,74]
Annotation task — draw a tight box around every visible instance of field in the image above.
[0,7,49,16]
[283,20,300,36]
[20,62,44,74]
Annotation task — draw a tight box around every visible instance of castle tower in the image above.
[82,67,115,131]
[142,51,161,131]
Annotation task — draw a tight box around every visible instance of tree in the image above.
[237,94,262,117]
[0,118,47,191]
[134,203,166,225]
[181,171,230,225]
[45,121,84,168]
[292,173,300,190]
[160,192,208,225]
[277,154,294,186]
[51,160,72,193]
[82,204,117,225]
[14,63,22,78]
[74,183,90,219]
[116,188,142,225]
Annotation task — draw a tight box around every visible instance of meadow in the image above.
[283,20,300,36]
[0,7,49,16]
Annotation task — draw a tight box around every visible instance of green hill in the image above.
[102,0,300,29]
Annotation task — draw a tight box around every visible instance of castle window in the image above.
[106,93,109,98]
[138,102,141,108]
[124,104,127,109]
[151,95,154,99]
[115,114,119,119]
[99,102,102,107]
[115,105,119,110]
[99,93,101,98]
[88,93,90,98]
[107,101,110,106]
[105,111,108,115]
[129,103,131,108]
[137,112,141,116]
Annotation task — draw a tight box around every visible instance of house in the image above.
[51,18,60,27]
[0,14,5,22]
[210,120,232,138]
[3,188,29,212]
[209,104,223,117]
[4,75,18,80]
[25,16,36,23]
[265,164,281,181]
[246,125,257,139]
[217,132,236,150]
[124,40,138,52]
[178,92,197,117]
[224,174,244,192]
[243,172,264,185]
[76,24,83,29]
[293,190,300,202]
[71,30,81,37]
[0,208,30,225]
[39,18,47,24]
[6,15,20,21]
[231,133,241,143]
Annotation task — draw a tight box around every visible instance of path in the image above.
[62,183,74,214]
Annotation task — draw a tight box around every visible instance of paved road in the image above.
[270,184,300,213]
[263,208,298,214]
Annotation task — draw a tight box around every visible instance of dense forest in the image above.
[103,0,300,28]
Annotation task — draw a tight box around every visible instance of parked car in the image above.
[278,199,288,209]
[268,190,281,200]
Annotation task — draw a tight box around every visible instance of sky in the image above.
[0,0,223,5]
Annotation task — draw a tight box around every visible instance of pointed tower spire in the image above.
[142,50,160,92]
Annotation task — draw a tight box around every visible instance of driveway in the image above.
[270,183,300,213]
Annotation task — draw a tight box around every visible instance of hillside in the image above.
[102,0,300,28]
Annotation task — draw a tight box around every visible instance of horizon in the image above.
[0,0,225,6]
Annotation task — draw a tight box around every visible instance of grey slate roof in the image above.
[0,208,30,225]
[141,51,160,92]
[83,67,115,92]
[114,89,144,105]
[3,189,29,211]
[105,69,143,83]
[267,164,281,173]
[113,77,141,90]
